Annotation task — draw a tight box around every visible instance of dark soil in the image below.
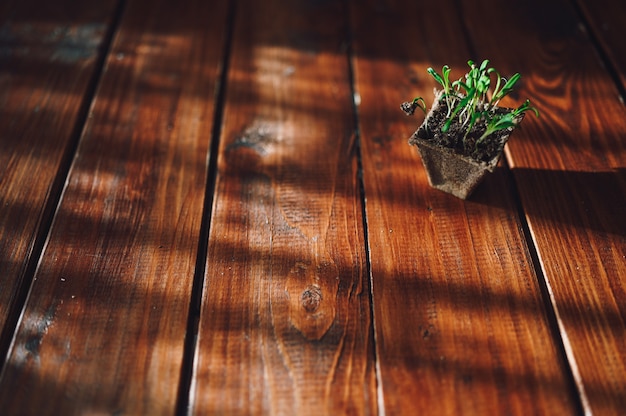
[406,96,520,163]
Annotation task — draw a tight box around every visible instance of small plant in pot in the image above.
[401,59,539,199]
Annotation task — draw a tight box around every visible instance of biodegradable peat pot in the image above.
[402,60,538,200]
[407,91,522,200]
[409,91,524,199]
[408,135,502,199]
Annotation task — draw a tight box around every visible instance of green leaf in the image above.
[442,65,451,79]
[479,59,489,72]
[493,120,517,129]
[491,73,522,104]
[452,80,471,94]
[427,67,445,87]
[513,99,540,117]
[477,74,491,94]
[400,97,427,115]
[500,73,521,94]
[530,106,540,117]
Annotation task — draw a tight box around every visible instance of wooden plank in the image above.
[576,0,626,91]
[190,0,376,414]
[350,0,580,414]
[0,0,229,413]
[0,0,118,345]
[457,0,626,414]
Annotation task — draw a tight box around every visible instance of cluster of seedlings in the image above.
[402,59,538,162]
[401,60,539,199]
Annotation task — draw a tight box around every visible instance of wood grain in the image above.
[576,0,626,91]
[0,0,229,413]
[190,0,376,414]
[457,0,626,414]
[1,0,623,413]
[0,0,118,345]
[350,0,579,414]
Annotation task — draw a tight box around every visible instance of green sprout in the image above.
[448,60,491,135]
[427,65,453,116]
[476,99,539,145]
[400,97,427,116]
[489,72,520,108]
[403,60,539,152]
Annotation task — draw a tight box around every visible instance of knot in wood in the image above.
[301,285,322,313]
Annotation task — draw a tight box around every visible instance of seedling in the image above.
[477,99,539,145]
[427,65,453,116]
[401,60,539,155]
[400,97,427,116]
[402,60,540,198]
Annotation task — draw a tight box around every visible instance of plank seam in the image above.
[0,0,129,375]
[344,2,381,414]
[451,0,480,62]
[174,1,238,414]
[570,0,626,103]
[454,0,588,409]
[503,159,586,416]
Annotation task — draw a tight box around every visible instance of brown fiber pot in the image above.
[408,138,501,199]
[408,95,518,200]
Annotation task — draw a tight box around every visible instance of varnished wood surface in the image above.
[0,0,624,414]
[0,0,228,413]
[190,0,375,414]
[0,0,120,348]
[577,0,626,90]
[350,0,578,414]
[459,0,626,414]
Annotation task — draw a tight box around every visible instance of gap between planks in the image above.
[572,0,626,99]
[0,0,128,373]
[174,0,238,413]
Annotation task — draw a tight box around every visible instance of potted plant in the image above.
[401,60,539,199]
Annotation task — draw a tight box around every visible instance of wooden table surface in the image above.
[1,0,624,414]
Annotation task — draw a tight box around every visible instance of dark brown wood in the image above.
[1,0,624,413]
[576,0,626,91]
[0,0,119,342]
[458,0,626,414]
[0,0,229,413]
[190,0,376,414]
[350,0,579,414]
